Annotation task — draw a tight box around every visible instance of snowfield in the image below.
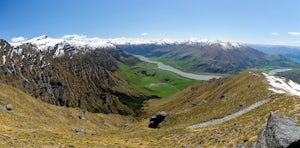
[263,73,300,96]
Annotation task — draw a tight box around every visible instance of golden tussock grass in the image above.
[0,72,299,147]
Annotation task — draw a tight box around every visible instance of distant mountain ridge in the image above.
[11,34,243,51]
[248,44,300,63]
[119,43,298,73]
[13,34,297,74]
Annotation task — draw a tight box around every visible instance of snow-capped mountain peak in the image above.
[11,34,116,51]
[201,40,242,49]
[33,35,48,41]
[11,34,243,47]
[10,34,244,57]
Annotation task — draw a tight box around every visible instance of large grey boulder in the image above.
[256,112,300,148]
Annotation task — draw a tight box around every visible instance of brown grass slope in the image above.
[142,72,272,126]
[140,72,300,147]
[0,83,137,147]
[0,72,299,147]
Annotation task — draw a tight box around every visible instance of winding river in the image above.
[133,55,221,80]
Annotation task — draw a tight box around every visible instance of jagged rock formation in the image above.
[0,39,149,114]
[148,111,167,128]
[256,112,300,148]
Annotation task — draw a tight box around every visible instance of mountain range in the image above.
[119,41,298,74]
[2,35,205,114]
[3,35,300,111]
[0,35,299,147]
[248,44,300,63]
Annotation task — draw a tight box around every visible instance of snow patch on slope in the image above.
[263,73,300,96]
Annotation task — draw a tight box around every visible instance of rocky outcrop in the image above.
[78,115,85,120]
[148,111,167,128]
[6,104,13,111]
[75,128,85,134]
[256,112,300,148]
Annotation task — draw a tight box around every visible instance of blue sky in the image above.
[0,0,300,46]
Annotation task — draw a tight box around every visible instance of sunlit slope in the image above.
[143,73,272,126]
[0,83,135,147]
[1,72,299,147]
[138,72,300,147]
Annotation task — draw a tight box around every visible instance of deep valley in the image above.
[0,36,299,147]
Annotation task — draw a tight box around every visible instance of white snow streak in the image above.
[263,73,300,96]
[2,55,6,65]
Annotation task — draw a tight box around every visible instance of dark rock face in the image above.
[148,111,167,128]
[256,112,300,148]
[288,140,300,148]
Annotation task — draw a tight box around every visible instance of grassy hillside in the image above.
[141,72,273,126]
[139,72,300,147]
[1,72,299,147]
[0,83,136,147]
[116,62,196,98]
[151,53,208,73]
[275,68,300,83]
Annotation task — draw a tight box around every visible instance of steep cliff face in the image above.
[0,39,148,114]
